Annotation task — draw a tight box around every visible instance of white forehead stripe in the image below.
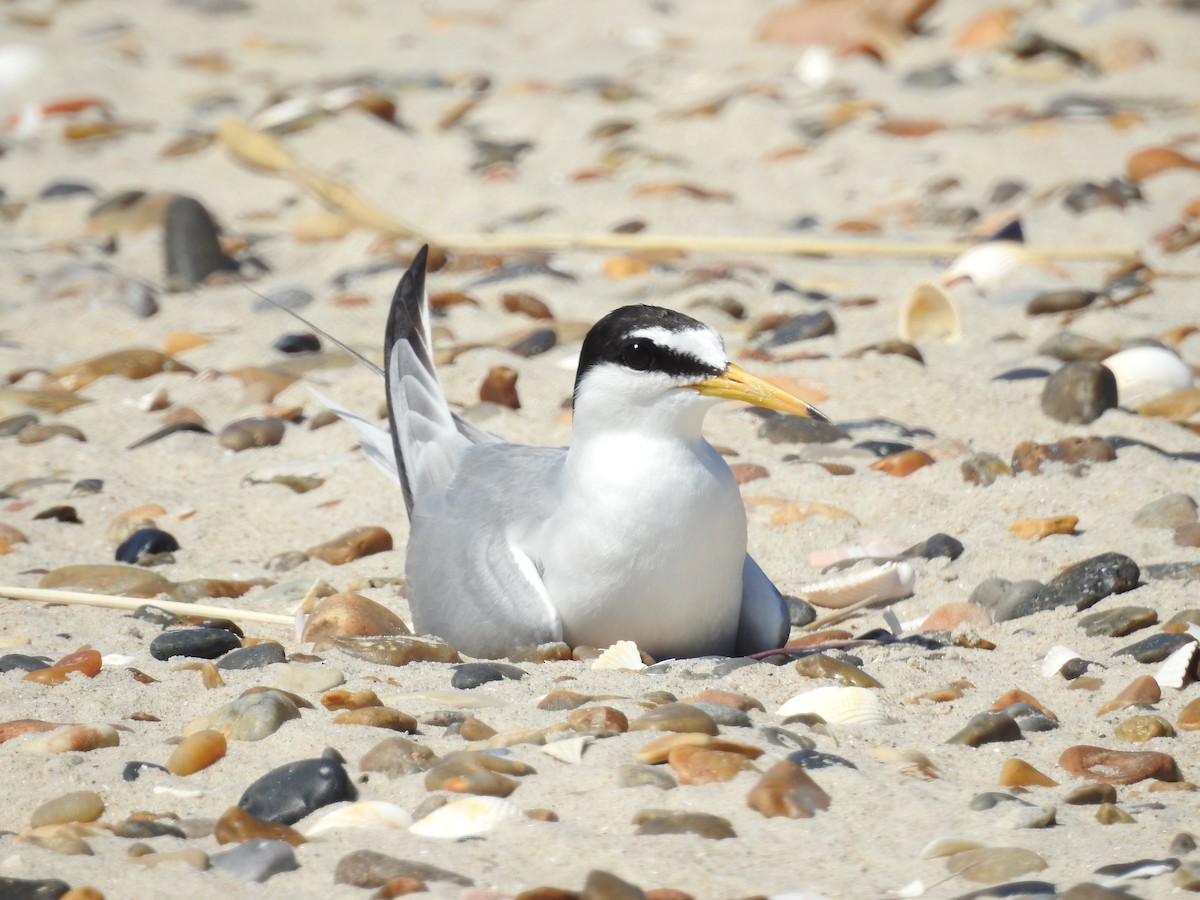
[629,325,726,370]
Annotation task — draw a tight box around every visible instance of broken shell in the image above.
[898,282,961,343]
[1041,645,1084,678]
[942,241,1047,292]
[539,736,591,765]
[408,795,523,839]
[1009,515,1079,541]
[592,640,646,671]
[777,685,891,725]
[1126,146,1200,183]
[304,801,412,836]
[1102,346,1194,407]
[798,561,915,609]
[1154,639,1198,691]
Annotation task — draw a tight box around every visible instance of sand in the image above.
[1,0,1199,897]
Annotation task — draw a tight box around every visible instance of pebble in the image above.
[634,733,763,765]
[301,592,410,641]
[163,195,236,288]
[998,802,1057,830]
[758,414,849,444]
[946,711,1023,747]
[479,365,521,409]
[0,654,53,673]
[667,745,756,784]
[1079,606,1157,638]
[423,750,534,796]
[1026,289,1100,315]
[214,806,306,846]
[187,691,300,741]
[793,653,881,687]
[628,703,717,735]
[765,310,836,346]
[1179,862,1200,891]
[1041,361,1118,424]
[333,850,473,888]
[1059,745,1182,784]
[333,707,417,732]
[632,810,735,839]
[30,791,105,828]
[216,642,287,670]
[264,662,345,693]
[509,327,556,357]
[689,689,765,713]
[314,634,459,666]
[25,724,119,754]
[1032,552,1140,615]
[150,627,241,661]
[1178,697,1200,731]
[322,689,382,710]
[451,662,527,690]
[115,527,179,564]
[1011,436,1116,475]
[1064,783,1117,805]
[969,578,1045,623]
[747,759,831,819]
[999,759,1056,788]
[900,532,965,561]
[237,749,357,824]
[0,878,72,900]
[210,838,298,883]
[945,847,1048,883]
[47,348,193,392]
[359,737,438,777]
[253,286,313,313]
[122,761,169,782]
[1115,715,1176,742]
[26,832,93,856]
[114,817,186,839]
[132,848,210,870]
[617,764,677,790]
[1171,832,1198,854]
[1096,675,1161,715]
[218,416,286,451]
[1133,493,1198,528]
[167,729,227,775]
[1114,632,1194,663]
[306,526,394,565]
[687,701,751,728]
[1096,803,1136,825]
[272,332,321,354]
[17,423,86,445]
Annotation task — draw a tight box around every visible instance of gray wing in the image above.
[735,555,791,655]
[406,443,565,658]
[385,245,500,515]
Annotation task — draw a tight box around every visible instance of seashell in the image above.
[798,561,915,609]
[1102,346,1194,407]
[899,282,961,342]
[1009,515,1079,541]
[539,736,591,765]
[1041,645,1083,678]
[153,785,205,799]
[592,640,646,671]
[777,685,891,725]
[808,541,909,570]
[867,747,940,780]
[408,795,523,839]
[919,837,985,860]
[304,801,412,836]
[942,241,1048,292]
[1126,146,1200,183]
[1154,639,1198,691]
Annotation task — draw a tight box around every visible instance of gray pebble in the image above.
[163,195,236,289]
[210,839,299,883]
[451,662,526,690]
[217,642,287,670]
[1041,361,1118,424]
[617,764,676,790]
[946,711,1023,747]
[1133,493,1198,528]
[689,701,751,728]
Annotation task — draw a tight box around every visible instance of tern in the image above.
[329,245,827,660]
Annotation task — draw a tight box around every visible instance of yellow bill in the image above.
[690,363,828,421]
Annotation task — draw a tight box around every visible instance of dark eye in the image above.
[621,340,655,371]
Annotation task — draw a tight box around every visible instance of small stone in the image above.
[1009,515,1078,541]
[1027,289,1100,315]
[687,689,765,713]
[216,642,287,670]
[273,332,320,354]
[321,689,382,711]
[264,662,345,693]
[1096,803,1135,824]
[450,715,496,741]
[1170,832,1197,854]
[765,310,836,346]
[1041,361,1118,424]
[314,634,459,665]
[628,703,717,735]
[1059,745,1182,784]
[537,690,595,711]
[998,803,1057,830]
[1011,436,1117,474]
[758,414,849,444]
[870,448,935,477]
[946,711,1023,746]
[0,878,72,900]
[1114,632,1195,663]
[1097,675,1162,715]
[30,791,105,828]
[47,349,193,392]
[633,810,735,840]
[333,707,418,732]
[1038,331,1119,363]
[218,416,286,451]
[747,760,831,819]
[786,596,817,627]
[163,195,236,288]
[187,691,300,741]
[568,706,629,737]
[25,724,119,754]
[961,452,1013,486]
[1178,697,1200,731]
[17,423,87,445]
[301,592,410,642]
[999,759,1057,787]
[1030,552,1140,615]
[132,848,210,870]
[508,328,556,357]
[423,751,533,796]
[122,761,169,781]
[113,817,186,840]
[1064,783,1118,805]
[1178,524,1200,547]
[1178,862,1200,890]
[969,578,1045,623]
[617,764,677,790]
[687,701,751,728]
[479,366,520,409]
[334,850,474,889]
[1133,493,1199,528]
[1115,715,1176,742]
[214,806,305,846]
[900,533,965,561]
[238,750,357,824]
[581,870,647,900]
[793,653,881,687]
[210,838,298,883]
[115,528,179,564]
[360,737,438,777]
[667,745,756,784]
[920,602,991,632]
[306,527,394,565]
[451,662,527,690]
[150,627,241,661]
[167,729,227,775]
[1079,606,1157,638]
[945,847,1048,884]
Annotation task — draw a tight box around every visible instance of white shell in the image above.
[942,241,1038,292]
[153,785,205,799]
[798,562,915,609]
[1041,644,1082,678]
[304,801,412,836]
[1102,346,1195,407]
[409,796,523,839]
[898,282,962,343]
[918,837,985,860]
[808,541,910,570]
[539,736,591,765]
[1154,639,1198,691]
[592,640,646,671]
[777,685,891,725]
[100,653,135,666]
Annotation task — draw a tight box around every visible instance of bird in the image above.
[327,244,828,660]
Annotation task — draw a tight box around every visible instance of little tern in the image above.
[337,245,827,660]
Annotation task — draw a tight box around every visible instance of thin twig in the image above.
[799,592,908,632]
[0,585,293,627]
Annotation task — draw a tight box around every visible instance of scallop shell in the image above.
[1040,644,1082,678]
[898,282,962,343]
[777,685,890,725]
[1153,639,1198,691]
[798,561,915,609]
[1102,346,1194,407]
[304,801,412,836]
[539,735,591,765]
[592,640,646,671]
[808,541,910,570]
[408,796,523,839]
